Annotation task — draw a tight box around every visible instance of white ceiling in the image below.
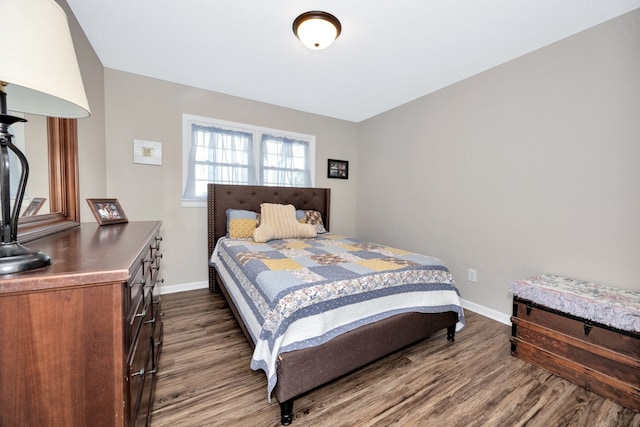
[66,0,639,123]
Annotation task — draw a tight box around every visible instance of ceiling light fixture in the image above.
[293,11,341,50]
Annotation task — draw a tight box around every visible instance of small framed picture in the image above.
[133,139,162,165]
[328,159,349,179]
[21,197,47,217]
[86,198,129,225]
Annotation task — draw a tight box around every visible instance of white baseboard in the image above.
[461,298,511,326]
[160,280,208,294]
[161,282,512,326]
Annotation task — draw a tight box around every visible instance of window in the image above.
[182,114,315,205]
[261,134,311,187]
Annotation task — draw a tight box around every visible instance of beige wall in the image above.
[357,10,640,317]
[103,70,358,288]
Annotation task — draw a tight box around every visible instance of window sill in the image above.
[181,199,206,208]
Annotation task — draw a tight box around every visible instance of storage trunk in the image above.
[510,296,640,412]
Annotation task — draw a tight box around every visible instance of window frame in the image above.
[181,114,315,207]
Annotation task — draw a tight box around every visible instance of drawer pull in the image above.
[131,367,145,378]
[143,258,153,264]
[130,278,146,287]
[144,278,163,291]
[153,337,163,355]
[526,303,533,316]
[151,236,163,250]
[135,308,147,319]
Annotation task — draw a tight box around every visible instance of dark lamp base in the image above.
[0,242,51,275]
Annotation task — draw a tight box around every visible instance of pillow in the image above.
[297,210,328,233]
[253,203,316,243]
[226,209,259,239]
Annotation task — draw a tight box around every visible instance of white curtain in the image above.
[260,134,310,187]
[183,124,255,199]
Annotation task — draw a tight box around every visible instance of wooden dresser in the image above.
[0,221,164,427]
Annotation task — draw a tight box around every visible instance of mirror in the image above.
[16,117,79,242]
[9,113,50,217]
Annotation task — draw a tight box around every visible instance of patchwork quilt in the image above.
[211,234,465,399]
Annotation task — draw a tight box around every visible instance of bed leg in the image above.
[280,399,294,425]
[447,325,455,342]
[208,268,218,293]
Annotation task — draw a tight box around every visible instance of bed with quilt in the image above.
[207,184,465,425]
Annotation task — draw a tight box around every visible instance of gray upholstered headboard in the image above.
[207,184,331,292]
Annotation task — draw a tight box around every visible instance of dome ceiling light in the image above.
[292,11,341,50]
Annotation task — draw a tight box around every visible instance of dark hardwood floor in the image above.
[150,289,639,426]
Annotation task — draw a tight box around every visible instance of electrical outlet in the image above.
[468,269,477,283]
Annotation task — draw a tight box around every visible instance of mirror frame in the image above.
[17,117,79,242]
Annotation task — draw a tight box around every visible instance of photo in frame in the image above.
[21,197,47,217]
[327,159,349,179]
[86,198,129,225]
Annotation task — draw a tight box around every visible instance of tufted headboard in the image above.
[207,184,331,292]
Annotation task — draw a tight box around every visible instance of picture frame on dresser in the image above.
[21,197,47,217]
[87,198,129,225]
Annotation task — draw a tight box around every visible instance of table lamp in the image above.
[0,0,90,274]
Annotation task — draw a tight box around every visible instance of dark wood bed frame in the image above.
[207,184,458,425]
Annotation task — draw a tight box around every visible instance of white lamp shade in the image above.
[0,0,90,118]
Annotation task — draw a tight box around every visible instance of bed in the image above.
[207,183,464,425]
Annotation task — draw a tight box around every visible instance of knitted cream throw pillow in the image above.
[253,203,316,243]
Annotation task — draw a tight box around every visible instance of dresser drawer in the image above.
[134,358,155,427]
[150,295,163,370]
[127,306,154,423]
[144,236,162,276]
[127,288,150,347]
[126,262,152,317]
[132,262,151,292]
[149,235,162,259]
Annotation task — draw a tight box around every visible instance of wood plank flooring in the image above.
[150,289,639,426]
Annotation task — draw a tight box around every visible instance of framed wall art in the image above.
[327,159,348,179]
[133,139,162,165]
[86,198,129,225]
